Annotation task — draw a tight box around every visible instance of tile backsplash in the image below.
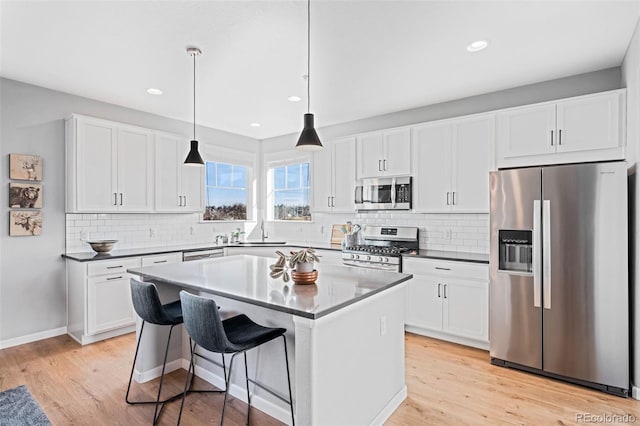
[65,213,255,253]
[66,212,489,254]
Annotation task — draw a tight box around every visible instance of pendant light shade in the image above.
[296,113,322,151]
[185,140,204,164]
[295,0,322,151]
[184,47,204,165]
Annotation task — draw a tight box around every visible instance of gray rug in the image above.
[0,385,51,426]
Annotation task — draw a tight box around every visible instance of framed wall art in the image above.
[9,211,42,236]
[9,154,42,181]
[9,183,42,209]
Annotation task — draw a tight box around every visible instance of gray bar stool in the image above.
[126,279,226,424]
[177,291,295,426]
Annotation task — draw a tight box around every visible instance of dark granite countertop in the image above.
[63,241,343,262]
[402,250,489,264]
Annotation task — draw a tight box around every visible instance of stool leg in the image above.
[282,335,295,426]
[177,339,197,426]
[244,352,251,425]
[125,320,146,404]
[221,352,238,426]
[152,323,176,425]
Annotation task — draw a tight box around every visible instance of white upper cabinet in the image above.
[313,137,356,213]
[66,115,154,213]
[497,89,625,168]
[412,113,494,213]
[356,128,411,178]
[155,132,203,212]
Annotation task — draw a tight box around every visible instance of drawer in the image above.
[403,258,488,280]
[87,257,141,277]
[141,252,182,266]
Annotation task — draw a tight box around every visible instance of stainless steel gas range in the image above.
[341,225,418,272]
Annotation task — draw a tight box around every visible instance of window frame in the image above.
[200,145,257,223]
[264,150,313,222]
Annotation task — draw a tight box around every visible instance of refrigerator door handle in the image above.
[543,200,551,310]
[533,200,541,308]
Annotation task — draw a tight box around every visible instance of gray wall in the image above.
[262,67,622,151]
[622,16,640,396]
[0,77,258,342]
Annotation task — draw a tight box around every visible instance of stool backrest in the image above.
[130,279,178,326]
[180,291,229,353]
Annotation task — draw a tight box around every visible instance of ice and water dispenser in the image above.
[498,230,533,273]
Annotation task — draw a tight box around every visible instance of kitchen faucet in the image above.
[260,221,268,242]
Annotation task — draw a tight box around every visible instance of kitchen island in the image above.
[128,255,411,425]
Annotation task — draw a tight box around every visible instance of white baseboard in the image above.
[134,359,183,384]
[0,326,67,349]
[405,326,490,350]
[181,358,293,425]
[370,386,407,426]
[632,384,639,400]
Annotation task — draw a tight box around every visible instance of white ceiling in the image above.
[1,1,639,140]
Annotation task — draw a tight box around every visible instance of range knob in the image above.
[367,255,372,261]
[355,255,360,260]
[350,254,355,259]
[378,256,385,262]
[384,257,389,262]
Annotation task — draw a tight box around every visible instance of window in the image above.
[271,162,311,221]
[203,161,248,220]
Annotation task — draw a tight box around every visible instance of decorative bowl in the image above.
[88,240,118,253]
[291,269,318,285]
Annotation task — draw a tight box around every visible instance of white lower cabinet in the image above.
[403,257,489,349]
[67,253,182,345]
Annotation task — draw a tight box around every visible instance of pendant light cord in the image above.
[193,52,197,140]
[307,0,311,114]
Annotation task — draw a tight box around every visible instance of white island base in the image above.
[129,257,409,426]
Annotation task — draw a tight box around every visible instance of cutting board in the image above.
[330,224,346,246]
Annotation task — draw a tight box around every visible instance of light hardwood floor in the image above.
[1,332,638,425]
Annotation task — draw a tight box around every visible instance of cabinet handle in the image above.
[153,260,167,264]
[113,193,118,206]
[443,284,448,299]
[383,159,387,171]
[378,159,382,171]
[119,193,123,205]
[437,283,441,298]
[446,192,450,205]
[558,129,562,145]
[107,276,123,280]
[550,130,554,146]
[435,267,451,271]
[331,196,335,207]
[106,265,123,269]
[183,195,187,206]
[452,192,456,205]
[328,197,331,207]
[178,195,182,207]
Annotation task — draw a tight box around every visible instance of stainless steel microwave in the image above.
[354,177,412,211]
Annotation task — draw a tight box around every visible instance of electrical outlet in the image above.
[149,228,157,238]
[189,226,195,235]
[380,315,387,336]
[445,228,452,240]
[320,225,324,235]
[80,231,88,241]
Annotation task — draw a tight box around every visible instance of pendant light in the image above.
[184,47,205,165]
[295,0,323,151]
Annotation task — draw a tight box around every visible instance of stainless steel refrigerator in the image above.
[489,161,628,396]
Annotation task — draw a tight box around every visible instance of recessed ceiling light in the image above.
[146,88,163,95]
[250,122,261,127]
[467,40,488,52]
[287,95,302,102]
